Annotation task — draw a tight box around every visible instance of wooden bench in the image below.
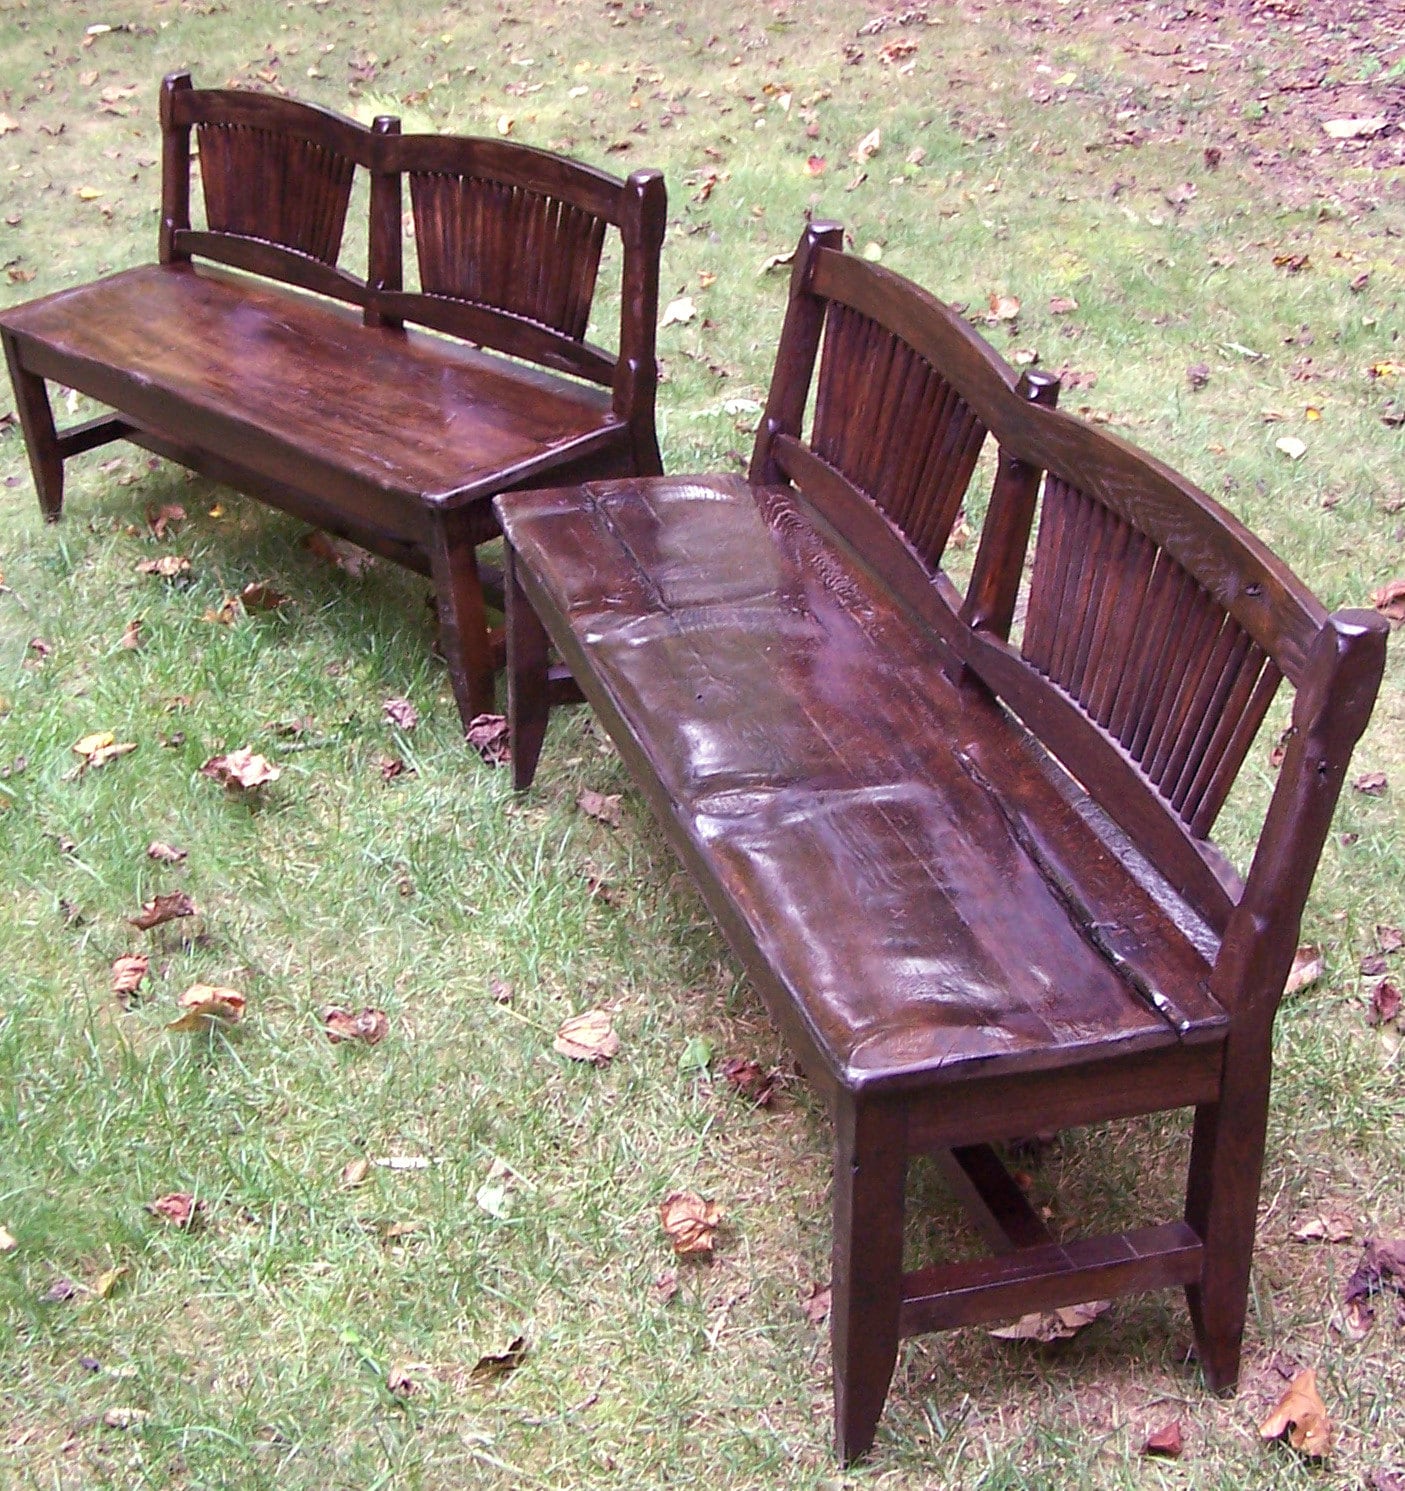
[497,223,1387,1461]
[0,72,665,731]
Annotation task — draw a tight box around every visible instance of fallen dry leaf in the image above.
[340,1156,371,1189]
[652,1267,680,1304]
[720,1055,783,1107]
[71,731,137,770]
[989,1299,1111,1341]
[987,293,1021,322]
[1369,980,1401,1026]
[322,1006,389,1045]
[111,954,149,1002]
[1143,1421,1184,1458]
[1344,1239,1405,1335]
[851,126,881,162]
[759,248,795,274]
[135,554,190,579]
[1362,952,1389,978]
[1283,945,1322,995]
[1370,579,1405,624]
[129,891,196,931]
[489,977,514,1004]
[1275,436,1307,461]
[302,529,372,576]
[470,1335,528,1381]
[465,713,510,766]
[1378,924,1404,953]
[168,983,246,1030]
[0,1224,16,1252]
[102,1406,150,1430]
[1187,362,1211,390]
[553,1008,619,1064]
[145,502,185,539]
[1322,116,1386,140]
[803,154,826,176]
[660,295,697,328]
[386,1362,421,1396]
[660,1190,721,1256]
[383,696,419,731]
[118,618,144,650]
[146,1192,204,1228]
[577,789,622,827]
[239,580,289,612]
[147,840,188,864]
[1291,1207,1354,1243]
[1048,294,1079,315]
[200,747,280,790]
[1354,770,1389,795]
[372,1155,437,1171]
[1260,1368,1333,1457]
[92,1264,129,1299]
[802,1282,832,1324]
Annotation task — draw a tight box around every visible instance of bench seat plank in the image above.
[500,473,1227,1091]
[1,262,621,510]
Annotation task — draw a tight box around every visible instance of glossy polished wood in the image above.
[0,71,667,731]
[499,222,1388,1463]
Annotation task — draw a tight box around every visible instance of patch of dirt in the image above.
[987,0,1405,210]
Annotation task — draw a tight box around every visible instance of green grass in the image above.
[2,1,1404,1486]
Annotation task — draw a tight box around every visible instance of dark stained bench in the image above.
[496,223,1387,1461]
[0,72,665,731]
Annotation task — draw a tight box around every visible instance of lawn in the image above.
[1,1,1403,1486]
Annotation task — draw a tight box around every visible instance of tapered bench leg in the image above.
[3,331,64,521]
[1183,1030,1272,1392]
[505,543,551,791]
[831,1091,908,1464]
[426,511,495,734]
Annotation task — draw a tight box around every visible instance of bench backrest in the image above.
[157,73,665,424]
[752,223,1387,1018]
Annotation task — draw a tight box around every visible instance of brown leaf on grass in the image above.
[1322,116,1386,140]
[1354,771,1389,795]
[302,529,372,576]
[135,554,190,579]
[92,1264,128,1298]
[652,1267,680,1304]
[850,126,881,162]
[489,977,514,1004]
[1371,580,1405,625]
[340,1156,371,1189]
[989,1299,1111,1341]
[720,1055,782,1107]
[1187,362,1211,390]
[465,713,511,766]
[0,1224,16,1253]
[577,789,622,827]
[383,697,419,731]
[42,1275,77,1303]
[987,293,1021,322]
[1048,294,1079,315]
[239,580,289,612]
[1349,271,1371,294]
[660,1191,721,1256]
[378,754,409,782]
[802,1282,832,1324]
[1291,1207,1354,1243]
[118,618,144,650]
[1260,1368,1333,1457]
[1361,953,1389,978]
[1378,924,1404,953]
[1369,980,1401,1026]
[72,731,137,770]
[146,1191,204,1228]
[803,153,827,176]
[200,747,280,790]
[168,983,246,1030]
[1273,252,1311,274]
[111,954,149,1002]
[553,1008,619,1064]
[1283,945,1322,995]
[203,597,240,625]
[322,1006,389,1045]
[759,248,796,273]
[1143,1421,1184,1458]
[130,891,196,930]
[147,840,187,864]
[103,1406,151,1430]
[470,1335,528,1381]
[145,502,186,539]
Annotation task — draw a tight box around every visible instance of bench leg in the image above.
[3,331,65,521]
[831,1092,907,1464]
[1183,1035,1271,1392]
[426,512,496,735]
[505,543,551,791]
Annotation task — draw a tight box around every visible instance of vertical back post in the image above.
[749,220,845,488]
[366,114,403,330]
[613,168,667,475]
[158,71,194,265]
[959,368,1061,639]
